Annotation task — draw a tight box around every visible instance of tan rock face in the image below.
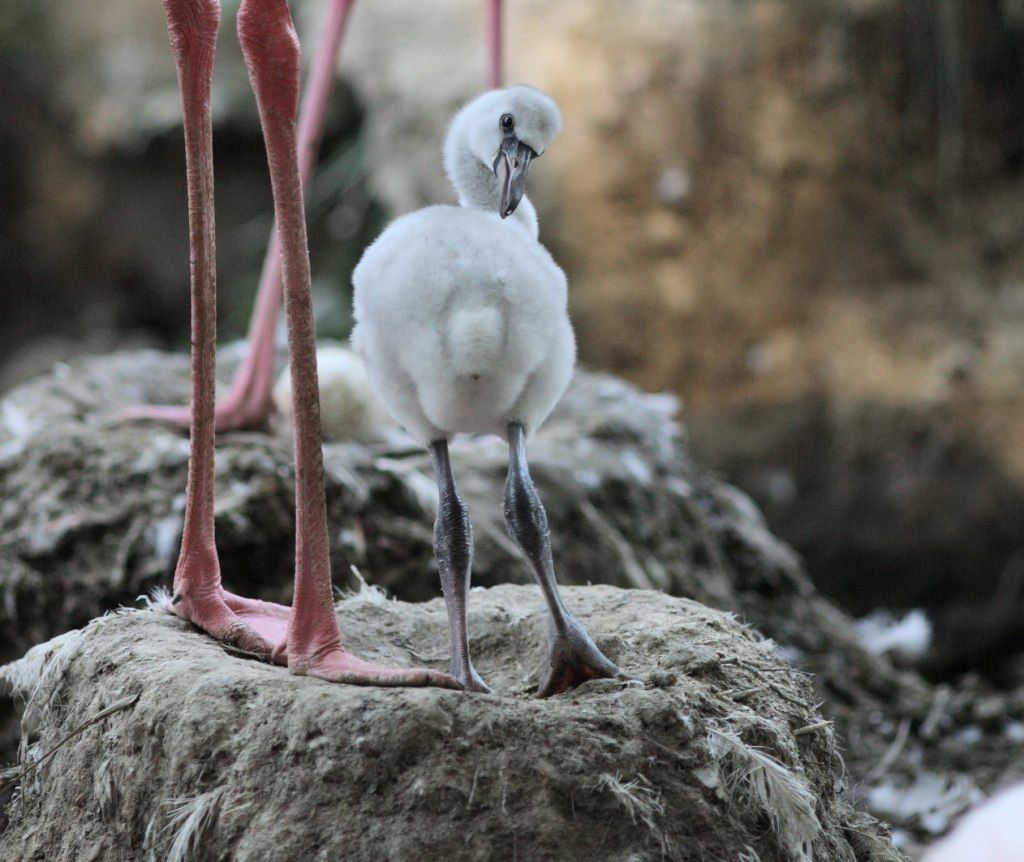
[12,0,1024,609]
[331,1,1017,426]
[333,0,1024,607]
[335,1,903,402]
[25,0,1024,486]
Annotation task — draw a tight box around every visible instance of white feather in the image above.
[708,728,822,862]
[446,306,505,376]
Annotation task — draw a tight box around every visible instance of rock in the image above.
[692,400,1024,603]
[693,398,1024,678]
[31,0,249,153]
[0,584,900,861]
[10,0,1024,610]
[0,1,369,369]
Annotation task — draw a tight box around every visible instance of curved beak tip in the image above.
[494,139,533,219]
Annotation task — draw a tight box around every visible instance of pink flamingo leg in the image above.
[486,0,503,89]
[122,0,357,432]
[160,0,292,655]
[237,0,458,689]
[127,0,502,432]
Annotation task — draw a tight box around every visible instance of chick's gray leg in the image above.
[430,440,491,693]
[503,422,623,697]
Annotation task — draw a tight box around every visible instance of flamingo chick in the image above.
[352,87,624,696]
[272,343,391,442]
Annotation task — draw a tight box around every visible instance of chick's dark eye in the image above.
[500,113,515,132]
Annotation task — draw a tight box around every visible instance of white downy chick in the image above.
[273,342,392,442]
[351,86,571,445]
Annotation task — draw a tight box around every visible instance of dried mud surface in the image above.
[0,585,899,862]
[0,349,856,668]
[1,350,1022,855]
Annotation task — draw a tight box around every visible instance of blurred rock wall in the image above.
[332,0,1024,615]
[3,0,1023,621]
[0,0,370,389]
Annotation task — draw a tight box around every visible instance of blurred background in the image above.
[2,0,1023,683]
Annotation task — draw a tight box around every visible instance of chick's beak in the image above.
[493,136,534,218]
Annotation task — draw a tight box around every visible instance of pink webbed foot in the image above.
[172,583,460,690]
[171,586,291,660]
[293,648,463,690]
[119,375,274,432]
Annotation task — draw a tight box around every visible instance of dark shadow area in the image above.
[0,39,381,394]
[692,397,1024,681]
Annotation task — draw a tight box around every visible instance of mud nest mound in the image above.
[2,349,1023,854]
[0,585,900,862]
[0,349,877,674]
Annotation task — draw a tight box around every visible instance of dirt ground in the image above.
[0,585,900,862]
[1,350,1022,857]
